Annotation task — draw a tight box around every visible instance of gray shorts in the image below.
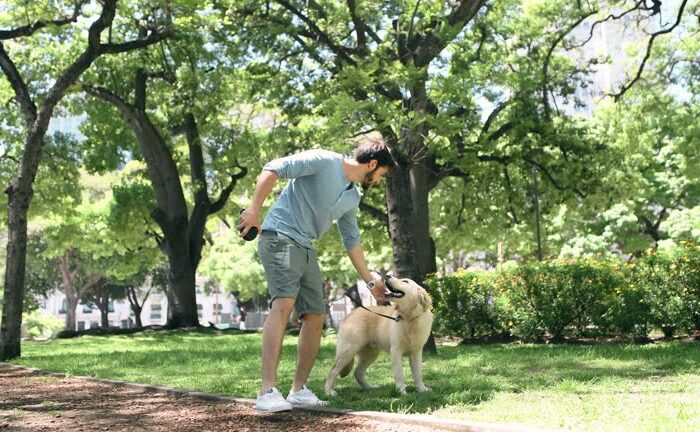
[258,230,325,317]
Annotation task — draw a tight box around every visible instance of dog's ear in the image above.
[418,288,432,312]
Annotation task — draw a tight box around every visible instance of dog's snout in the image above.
[385,274,393,281]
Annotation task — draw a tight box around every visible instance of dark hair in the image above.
[352,135,398,170]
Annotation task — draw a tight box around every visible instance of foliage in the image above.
[425,271,509,339]
[22,311,64,339]
[502,259,625,341]
[199,224,266,302]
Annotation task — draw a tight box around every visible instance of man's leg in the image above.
[260,297,295,396]
[291,312,325,393]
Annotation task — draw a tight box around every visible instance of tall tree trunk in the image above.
[0,0,170,359]
[386,164,420,280]
[0,184,31,359]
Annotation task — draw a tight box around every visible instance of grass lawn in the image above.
[11,329,700,431]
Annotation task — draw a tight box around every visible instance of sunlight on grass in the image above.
[13,330,700,431]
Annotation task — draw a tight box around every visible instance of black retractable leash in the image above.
[344,284,403,322]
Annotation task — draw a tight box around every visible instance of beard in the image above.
[361,167,379,190]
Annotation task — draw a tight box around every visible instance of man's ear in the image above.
[369,159,377,170]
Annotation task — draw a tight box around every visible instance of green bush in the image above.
[426,245,699,342]
[668,242,700,333]
[425,271,509,339]
[23,311,65,339]
[503,259,624,341]
[604,264,655,340]
[622,248,698,337]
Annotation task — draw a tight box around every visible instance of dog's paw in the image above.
[396,387,407,395]
[416,385,431,393]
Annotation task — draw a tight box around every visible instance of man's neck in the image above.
[342,158,364,183]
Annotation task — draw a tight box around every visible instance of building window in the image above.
[58,299,67,314]
[150,304,162,320]
[197,304,203,319]
[108,300,115,313]
[78,321,85,331]
[82,304,93,313]
[90,321,99,329]
[213,304,223,312]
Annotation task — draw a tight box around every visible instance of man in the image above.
[238,136,397,413]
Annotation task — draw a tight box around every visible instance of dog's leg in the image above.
[409,350,430,392]
[354,347,380,390]
[390,347,406,395]
[325,346,358,397]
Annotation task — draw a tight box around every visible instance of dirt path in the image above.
[0,364,441,432]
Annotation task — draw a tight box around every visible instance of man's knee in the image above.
[300,312,325,326]
[270,297,295,315]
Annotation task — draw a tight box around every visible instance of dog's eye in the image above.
[403,279,409,283]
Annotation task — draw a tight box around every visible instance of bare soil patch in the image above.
[0,364,439,432]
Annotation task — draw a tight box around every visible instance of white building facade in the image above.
[38,286,242,331]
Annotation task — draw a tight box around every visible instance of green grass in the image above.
[12,329,700,431]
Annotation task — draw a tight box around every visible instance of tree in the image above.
[77,2,264,327]
[225,0,635,283]
[80,279,126,328]
[0,0,172,359]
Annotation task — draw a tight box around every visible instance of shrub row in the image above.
[425,243,700,341]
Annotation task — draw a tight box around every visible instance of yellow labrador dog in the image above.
[325,274,433,396]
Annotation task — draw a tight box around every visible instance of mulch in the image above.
[0,364,443,432]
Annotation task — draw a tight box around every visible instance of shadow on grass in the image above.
[16,332,700,415]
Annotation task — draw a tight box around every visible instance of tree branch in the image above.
[611,0,689,101]
[567,1,648,50]
[210,167,249,214]
[346,0,367,53]
[0,43,37,125]
[413,0,487,67]
[0,0,87,40]
[359,201,389,228]
[275,0,357,65]
[542,9,597,121]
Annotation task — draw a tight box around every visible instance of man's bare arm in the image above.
[347,243,385,300]
[238,170,279,238]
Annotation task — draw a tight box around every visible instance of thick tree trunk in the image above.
[386,164,420,280]
[65,294,78,331]
[166,243,199,328]
[0,186,31,360]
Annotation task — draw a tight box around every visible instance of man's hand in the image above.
[237,208,260,239]
[368,273,386,301]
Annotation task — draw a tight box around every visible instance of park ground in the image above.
[3,329,700,431]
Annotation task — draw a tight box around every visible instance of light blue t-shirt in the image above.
[261,149,362,250]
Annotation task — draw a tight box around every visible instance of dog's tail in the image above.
[339,357,354,378]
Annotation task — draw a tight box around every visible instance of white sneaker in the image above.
[256,387,293,413]
[286,385,329,406]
